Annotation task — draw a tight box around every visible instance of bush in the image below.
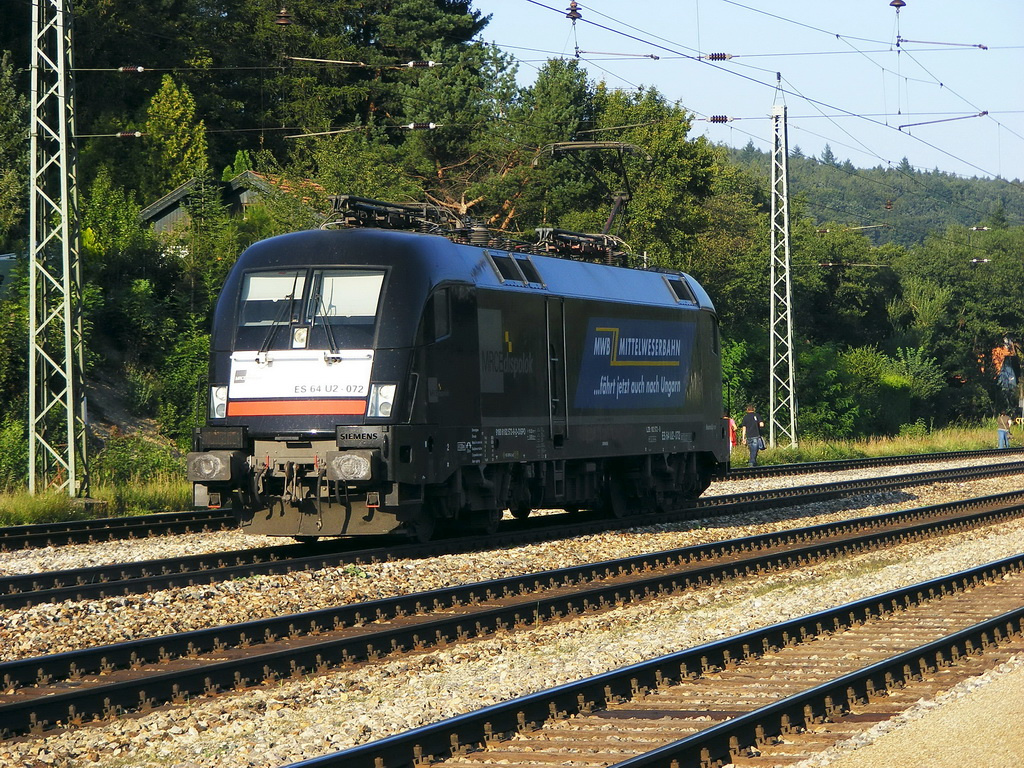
[0,415,28,492]
[125,363,162,416]
[898,418,930,438]
[157,327,210,444]
[90,431,184,485]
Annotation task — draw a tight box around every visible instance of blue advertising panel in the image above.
[574,317,696,410]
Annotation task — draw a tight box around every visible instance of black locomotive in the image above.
[187,197,729,540]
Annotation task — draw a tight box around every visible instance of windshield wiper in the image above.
[311,288,341,355]
[258,273,301,355]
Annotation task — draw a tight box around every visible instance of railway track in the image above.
[0,508,235,551]
[3,459,1023,610]
[723,446,1024,480]
[0,448,1016,553]
[284,554,1024,768]
[2,487,1023,739]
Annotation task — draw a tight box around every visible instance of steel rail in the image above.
[605,610,1024,767]
[3,459,1023,610]
[722,446,1024,480]
[0,508,235,551]
[2,490,1023,738]
[280,554,1024,768]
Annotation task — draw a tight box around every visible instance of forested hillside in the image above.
[0,0,1022,489]
[730,142,1024,248]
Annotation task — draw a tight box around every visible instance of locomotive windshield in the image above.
[307,270,383,325]
[235,268,385,350]
[240,270,306,326]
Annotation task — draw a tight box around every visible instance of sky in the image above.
[471,0,1024,183]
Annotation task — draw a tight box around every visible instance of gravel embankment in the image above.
[794,654,1024,768]
[1,457,1022,767]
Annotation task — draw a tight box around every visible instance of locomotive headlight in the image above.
[291,326,308,348]
[187,451,231,481]
[331,453,372,481]
[367,384,396,418]
[209,386,228,419]
[326,450,376,482]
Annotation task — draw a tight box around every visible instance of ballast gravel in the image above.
[792,654,1024,768]
[1,456,1023,768]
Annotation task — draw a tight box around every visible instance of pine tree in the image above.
[143,76,208,199]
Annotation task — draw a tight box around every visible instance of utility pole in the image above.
[769,104,798,448]
[28,0,89,495]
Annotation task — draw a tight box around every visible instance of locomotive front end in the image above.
[188,231,421,538]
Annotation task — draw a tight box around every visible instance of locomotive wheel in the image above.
[403,510,436,543]
[465,507,502,535]
[656,490,684,515]
[510,505,532,520]
[606,474,633,518]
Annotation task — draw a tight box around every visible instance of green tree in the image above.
[587,86,716,265]
[82,168,154,275]
[221,150,253,181]
[0,263,28,405]
[829,345,947,436]
[396,41,519,213]
[889,347,945,402]
[790,225,901,349]
[892,224,1024,412]
[157,325,211,444]
[476,58,596,233]
[312,130,422,202]
[81,169,178,369]
[721,338,756,415]
[0,51,27,250]
[165,167,236,318]
[797,344,859,439]
[143,75,208,199]
[0,414,29,492]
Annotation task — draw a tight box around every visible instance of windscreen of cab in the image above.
[234,268,385,350]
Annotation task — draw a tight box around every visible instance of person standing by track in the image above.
[997,412,1013,449]
[740,403,765,467]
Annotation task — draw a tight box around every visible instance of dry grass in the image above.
[0,477,191,526]
[732,424,1002,467]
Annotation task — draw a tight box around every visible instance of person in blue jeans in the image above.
[740,403,765,466]
[997,412,1012,448]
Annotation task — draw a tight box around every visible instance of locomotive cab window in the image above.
[664,276,697,305]
[308,270,384,326]
[240,271,306,326]
[418,287,451,344]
